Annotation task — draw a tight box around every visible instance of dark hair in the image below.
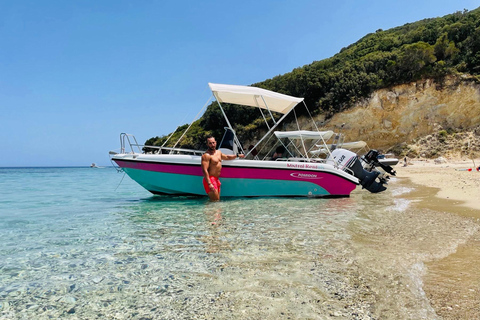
[206,135,215,141]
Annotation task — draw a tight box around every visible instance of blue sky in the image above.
[1,0,478,167]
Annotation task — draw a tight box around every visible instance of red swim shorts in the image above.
[203,176,221,194]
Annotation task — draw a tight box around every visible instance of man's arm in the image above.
[221,152,245,160]
[201,154,211,179]
[201,154,214,191]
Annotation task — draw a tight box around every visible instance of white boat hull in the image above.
[112,154,359,197]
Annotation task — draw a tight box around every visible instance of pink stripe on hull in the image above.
[114,159,357,195]
[115,159,203,176]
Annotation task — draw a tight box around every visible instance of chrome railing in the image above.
[119,133,143,154]
[143,145,204,156]
[117,133,204,156]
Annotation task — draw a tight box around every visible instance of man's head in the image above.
[206,136,216,151]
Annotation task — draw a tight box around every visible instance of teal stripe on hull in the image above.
[220,177,330,197]
[124,168,204,195]
[123,168,332,197]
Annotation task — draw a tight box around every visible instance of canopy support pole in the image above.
[293,108,309,161]
[260,95,277,125]
[246,106,295,158]
[302,101,334,159]
[170,96,212,152]
[254,96,271,130]
[213,93,245,154]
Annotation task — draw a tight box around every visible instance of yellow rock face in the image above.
[320,76,480,152]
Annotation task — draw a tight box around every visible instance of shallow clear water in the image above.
[0,168,477,319]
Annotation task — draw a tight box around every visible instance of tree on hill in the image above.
[147,7,480,150]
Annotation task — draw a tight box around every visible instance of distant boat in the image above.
[376,153,399,167]
[90,163,104,168]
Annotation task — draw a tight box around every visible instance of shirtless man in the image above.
[201,136,244,201]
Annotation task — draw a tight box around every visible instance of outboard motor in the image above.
[327,149,388,193]
[362,149,396,176]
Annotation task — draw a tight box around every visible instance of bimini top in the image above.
[314,140,367,149]
[209,83,304,114]
[311,140,367,155]
[274,130,335,140]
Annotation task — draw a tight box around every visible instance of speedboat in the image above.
[109,83,395,197]
[310,132,399,173]
[376,153,399,167]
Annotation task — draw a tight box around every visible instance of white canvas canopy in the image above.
[311,141,367,155]
[314,141,367,149]
[209,83,304,114]
[274,130,335,140]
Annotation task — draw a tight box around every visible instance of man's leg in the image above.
[208,189,220,201]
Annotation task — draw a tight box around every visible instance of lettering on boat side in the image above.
[286,163,318,169]
[290,173,322,179]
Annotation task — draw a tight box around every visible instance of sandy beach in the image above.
[397,157,480,211]
[395,157,480,319]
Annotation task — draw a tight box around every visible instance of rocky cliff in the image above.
[317,76,480,159]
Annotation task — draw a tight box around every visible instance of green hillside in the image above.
[146,7,480,151]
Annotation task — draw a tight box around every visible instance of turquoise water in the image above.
[0,167,477,319]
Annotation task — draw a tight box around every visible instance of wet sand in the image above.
[398,158,480,212]
[395,158,480,319]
